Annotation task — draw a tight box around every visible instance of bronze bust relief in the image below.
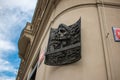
[45,18,81,66]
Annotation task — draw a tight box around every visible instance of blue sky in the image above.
[0,0,37,80]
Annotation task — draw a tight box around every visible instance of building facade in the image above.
[16,0,120,80]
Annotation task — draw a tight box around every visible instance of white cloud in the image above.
[0,58,17,73]
[0,7,33,40]
[0,0,37,53]
[0,75,15,80]
[0,39,16,52]
[0,0,37,40]
[0,0,37,80]
[0,54,17,79]
[0,0,37,12]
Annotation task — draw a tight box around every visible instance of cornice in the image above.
[17,0,60,80]
[18,22,33,59]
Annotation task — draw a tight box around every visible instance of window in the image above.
[28,49,40,80]
[28,64,37,80]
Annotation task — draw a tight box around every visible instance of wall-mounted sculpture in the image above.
[44,18,81,66]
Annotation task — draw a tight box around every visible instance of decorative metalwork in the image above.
[44,18,81,66]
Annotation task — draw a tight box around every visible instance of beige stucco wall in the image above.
[104,0,120,3]
[101,7,120,80]
[35,0,120,80]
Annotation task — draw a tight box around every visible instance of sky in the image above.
[0,0,37,80]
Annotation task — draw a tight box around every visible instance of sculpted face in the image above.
[45,18,81,66]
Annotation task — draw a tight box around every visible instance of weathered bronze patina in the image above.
[45,18,81,66]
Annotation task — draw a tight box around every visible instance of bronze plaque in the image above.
[45,18,81,66]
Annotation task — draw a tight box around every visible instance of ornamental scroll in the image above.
[44,18,81,66]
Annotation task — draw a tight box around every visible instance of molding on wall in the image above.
[16,0,60,80]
